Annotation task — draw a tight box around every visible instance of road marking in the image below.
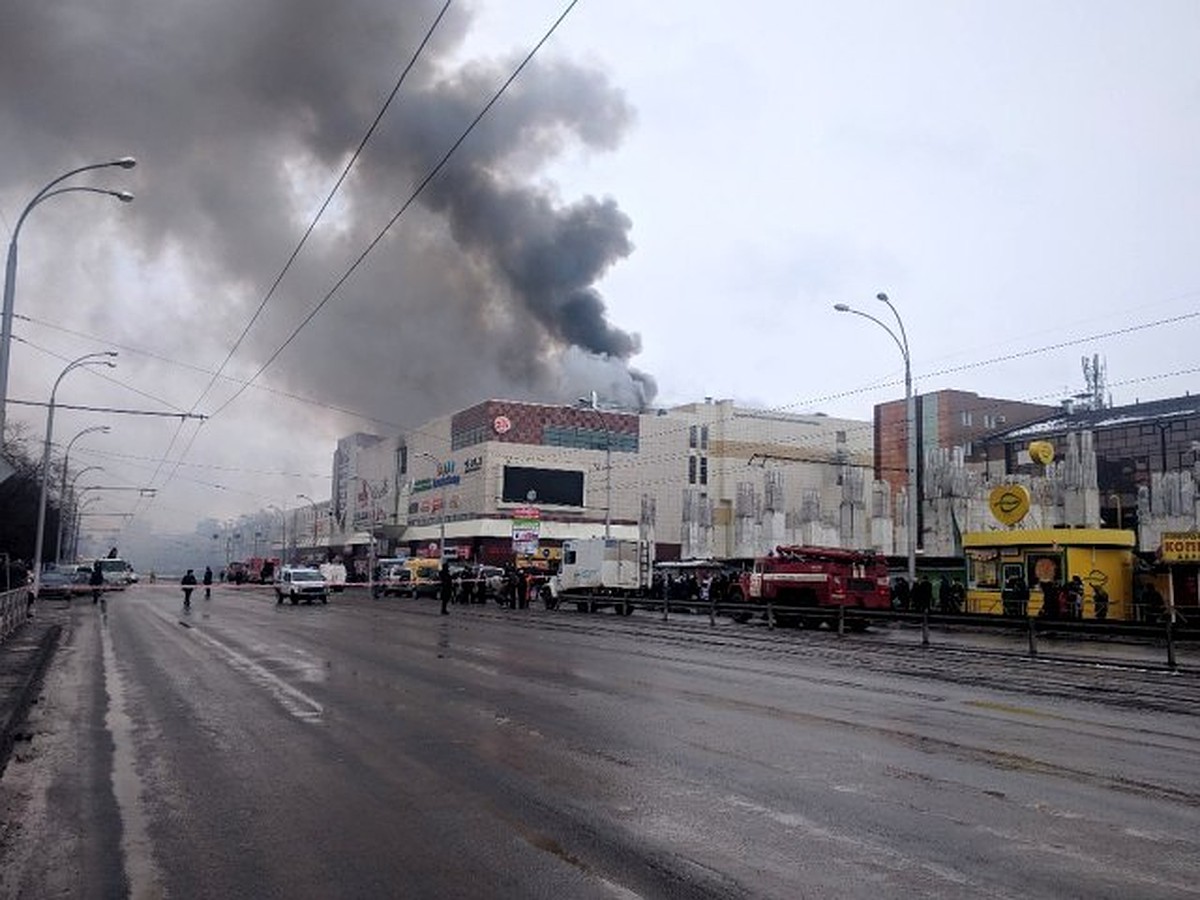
[101,619,166,899]
[184,625,324,722]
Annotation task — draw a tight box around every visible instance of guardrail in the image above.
[0,587,31,643]
[545,591,1194,672]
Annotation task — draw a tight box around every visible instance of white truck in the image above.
[319,561,347,593]
[548,538,653,614]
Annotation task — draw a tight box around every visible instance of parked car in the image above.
[275,567,329,605]
[37,567,84,601]
[374,564,412,598]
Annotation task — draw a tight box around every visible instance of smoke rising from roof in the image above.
[0,0,653,439]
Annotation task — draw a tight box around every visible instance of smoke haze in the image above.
[0,0,652,427]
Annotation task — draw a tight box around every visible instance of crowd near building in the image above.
[244,379,1200,615]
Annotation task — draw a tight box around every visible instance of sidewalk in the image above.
[0,601,67,775]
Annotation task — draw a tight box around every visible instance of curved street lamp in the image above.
[297,493,320,560]
[834,292,917,588]
[575,396,613,539]
[55,426,111,564]
[0,157,136,439]
[32,351,118,598]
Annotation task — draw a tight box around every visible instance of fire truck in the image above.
[726,545,892,630]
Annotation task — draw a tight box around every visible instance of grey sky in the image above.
[1,0,1197,538]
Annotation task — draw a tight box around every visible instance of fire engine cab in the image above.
[727,545,892,630]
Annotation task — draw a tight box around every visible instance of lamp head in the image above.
[833,303,851,312]
[113,157,137,169]
[114,191,135,203]
[876,292,889,302]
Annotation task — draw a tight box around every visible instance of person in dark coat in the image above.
[89,560,105,605]
[912,575,933,613]
[181,569,197,608]
[1092,583,1109,621]
[516,568,529,609]
[1039,580,1060,620]
[439,562,452,615]
[203,566,213,599]
[937,575,953,614]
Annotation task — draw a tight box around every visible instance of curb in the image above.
[0,618,64,776]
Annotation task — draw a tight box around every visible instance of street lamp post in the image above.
[60,465,105,563]
[32,351,118,598]
[1,158,136,440]
[834,293,917,589]
[576,396,612,539]
[297,494,320,562]
[415,453,446,561]
[71,494,101,561]
[267,504,287,564]
[55,426,110,564]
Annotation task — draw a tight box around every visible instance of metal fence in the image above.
[0,587,30,643]
[542,591,1196,673]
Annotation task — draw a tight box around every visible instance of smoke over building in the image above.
[0,0,654,442]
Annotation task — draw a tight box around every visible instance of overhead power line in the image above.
[7,399,205,419]
[208,0,584,420]
[136,1,457,522]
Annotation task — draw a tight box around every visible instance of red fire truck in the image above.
[726,545,892,630]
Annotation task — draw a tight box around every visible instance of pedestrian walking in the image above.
[439,562,451,615]
[913,575,933,614]
[1092,583,1109,621]
[517,568,529,609]
[89,560,105,605]
[181,569,197,608]
[203,565,213,599]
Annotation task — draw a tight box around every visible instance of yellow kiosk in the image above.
[963,477,1135,618]
[963,528,1136,619]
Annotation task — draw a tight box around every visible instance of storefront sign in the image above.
[988,484,1031,526]
[1161,532,1200,562]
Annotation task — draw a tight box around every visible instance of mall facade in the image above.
[314,397,871,569]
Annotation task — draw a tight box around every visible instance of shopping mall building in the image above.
[319,397,871,569]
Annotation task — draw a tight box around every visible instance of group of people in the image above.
[179,566,214,608]
[890,574,965,614]
[438,563,543,614]
[650,570,734,604]
[1000,572,1112,620]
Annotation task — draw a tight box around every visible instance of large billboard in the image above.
[501,466,584,507]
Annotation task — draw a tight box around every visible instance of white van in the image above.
[319,561,347,592]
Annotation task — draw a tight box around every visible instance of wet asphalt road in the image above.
[1,584,1198,899]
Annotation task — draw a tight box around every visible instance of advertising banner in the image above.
[512,506,540,555]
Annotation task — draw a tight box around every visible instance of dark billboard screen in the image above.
[502,466,584,507]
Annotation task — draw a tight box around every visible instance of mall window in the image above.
[543,425,638,453]
[451,425,487,451]
[699,456,708,485]
[700,425,709,450]
[689,425,698,449]
[688,455,697,484]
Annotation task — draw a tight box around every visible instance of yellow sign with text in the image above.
[1161,532,1200,563]
[989,484,1031,526]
